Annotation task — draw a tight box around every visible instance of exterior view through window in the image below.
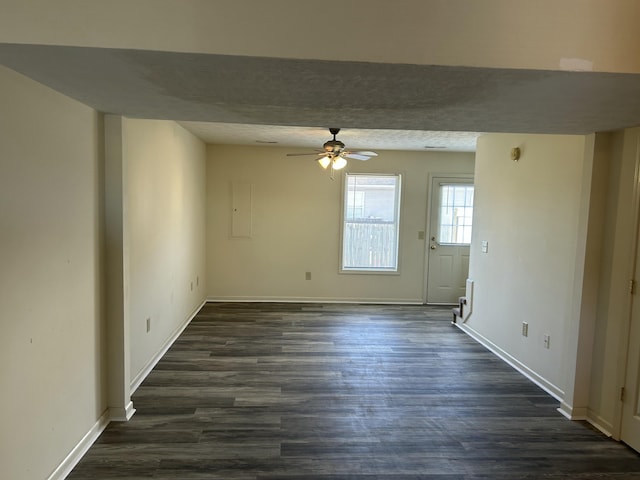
[438,184,474,244]
[342,174,401,272]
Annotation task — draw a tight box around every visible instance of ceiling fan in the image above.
[286,128,378,171]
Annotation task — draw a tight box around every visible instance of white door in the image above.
[426,177,474,304]
[621,236,640,451]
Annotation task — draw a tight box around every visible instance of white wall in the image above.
[206,145,474,303]
[465,133,588,397]
[1,1,639,73]
[123,119,207,384]
[0,66,105,480]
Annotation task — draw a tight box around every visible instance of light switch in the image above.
[481,240,489,253]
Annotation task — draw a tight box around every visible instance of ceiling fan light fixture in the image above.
[318,156,332,169]
[286,128,377,174]
[332,156,347,170]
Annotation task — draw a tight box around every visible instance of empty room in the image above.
[3,1,640,479]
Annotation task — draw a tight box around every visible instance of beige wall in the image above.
[206,145,474,302]
[1,1,640,73]
[560,133,608,420]
[124,119,207,383]
[0,69,208,478]
[0,66,105,479]
[465,133,588,397]
[465,129,640,436]
[588,128,640,435]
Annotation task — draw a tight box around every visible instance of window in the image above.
[341,174,401,272]
[438,184,474,244]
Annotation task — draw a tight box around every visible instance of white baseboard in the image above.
[457,323,618,436]
[587,409,615,438]
[456,322,564,401]
[47,410,110,480]
[49,300,206,479]
[558,401,587,420]
[559,404,615,438]
[130,299,207,393]
[108,401,136,422]
[206,296,424,305]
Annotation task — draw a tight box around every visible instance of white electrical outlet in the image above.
[544,334,550,349]
[305,271,312,280]
[522,322,528,337]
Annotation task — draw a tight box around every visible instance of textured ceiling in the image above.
[2,43,640,152]
[178,123,480,152]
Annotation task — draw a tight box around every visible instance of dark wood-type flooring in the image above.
[68,303,640,479]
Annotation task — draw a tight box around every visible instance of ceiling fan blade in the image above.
[286,129,380,166]
[286,152,325,157]
[348,151,378,157]
[344,153,373,161]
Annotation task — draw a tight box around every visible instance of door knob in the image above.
[430,244,437,250]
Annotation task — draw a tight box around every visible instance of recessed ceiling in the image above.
[2,43,640,152]
[178,122,480,152]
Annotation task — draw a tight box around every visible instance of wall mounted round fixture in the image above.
[510,147,521,161]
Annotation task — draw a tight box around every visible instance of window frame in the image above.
[339,172,402,274]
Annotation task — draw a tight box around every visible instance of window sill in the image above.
[339,268,400,275]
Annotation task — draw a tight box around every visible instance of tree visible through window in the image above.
[342,174,401,272]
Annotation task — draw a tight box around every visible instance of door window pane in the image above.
[438,184,474,245]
